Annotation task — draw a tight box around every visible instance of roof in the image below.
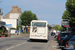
[0,21,6,26]
[5,26,13,28]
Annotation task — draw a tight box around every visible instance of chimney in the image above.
[12,6,18,12]
[18,8,21,12]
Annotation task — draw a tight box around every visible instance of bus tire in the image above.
[46,40,48,42]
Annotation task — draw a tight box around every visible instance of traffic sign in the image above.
[63,25,69,27]
[61,19,69,26]
[63,25,66,27]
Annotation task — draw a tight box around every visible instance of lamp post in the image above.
[0,0,1,2]
[19,26,21,36]
[0,0,1,7]
[0,0,1,9]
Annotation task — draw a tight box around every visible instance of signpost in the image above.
[61,19,69,32]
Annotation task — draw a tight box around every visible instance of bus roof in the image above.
[31,20,48,23]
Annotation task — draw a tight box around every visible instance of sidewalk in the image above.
[0,34,30,39]
[10,34,29,38]
[51,40,61,50]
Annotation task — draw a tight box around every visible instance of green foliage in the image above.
[2,28,4,32]
[66,0,75,27]
[20,10,38,26]
[23,31,30,34]
[62,10,71,19]
[17,25,22,30]
[5,31,8,33]
[1,35,5,36]
[48,25,52,30]
[0,30,2,33]
[59,26,66,31]
[66,0,75,12]
[54,25,60,31]
[23,31,26,34]
[10,28,16,30]
[62,0,75,27]
[5,34,8,37]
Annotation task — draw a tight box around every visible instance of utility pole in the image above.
[18,17,21,36]
[19,27,21,36]
[66,26,68,32]
[0,0,1,2]
[0,0,1,8]
[0,0,1,5]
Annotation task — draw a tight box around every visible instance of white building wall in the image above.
[10,30,16,34]
[9,13,20,19]
[1,16,3,20]
[2,19,17,28]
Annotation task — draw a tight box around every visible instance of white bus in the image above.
[30,20,49,41]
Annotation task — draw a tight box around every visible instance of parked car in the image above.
[66,35,75,50]
[54,32,59,38]
[60,34,73,49]
[57,32,71,46]
[51,32,55,36]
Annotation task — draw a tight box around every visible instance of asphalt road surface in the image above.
[0,34,59,50]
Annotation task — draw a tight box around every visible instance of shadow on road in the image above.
[0,44,12,49]
[27,39,48,43]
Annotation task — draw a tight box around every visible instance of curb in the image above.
[0,34,30,40]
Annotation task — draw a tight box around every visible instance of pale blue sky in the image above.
[0,0,67,25]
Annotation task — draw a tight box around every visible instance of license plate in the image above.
[74,44,75,47]
[36,36,40,37]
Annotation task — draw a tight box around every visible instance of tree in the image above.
[62,10,71,19]
[59,26,66,31]
[17,25,22,30]
[48,24,52,30]
[66,0,75,27]
[54,25,60,31]
[62,0,75,27]
[66,0,75,13]
[20,10,38,26]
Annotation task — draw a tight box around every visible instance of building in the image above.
[3,19,17,28]
[5,6,22,19]
[2,6,22,29]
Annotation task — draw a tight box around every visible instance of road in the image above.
[0,34,61,50]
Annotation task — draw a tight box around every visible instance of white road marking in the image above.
[6,46,15,50]
[6,42,27,50]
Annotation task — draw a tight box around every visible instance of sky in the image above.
[0,0,67,25]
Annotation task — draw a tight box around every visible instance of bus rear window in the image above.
[32,22,46,27]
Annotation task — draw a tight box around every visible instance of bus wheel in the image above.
[46,40,48,42]
[30,39,32,41]
[30,39,34,42]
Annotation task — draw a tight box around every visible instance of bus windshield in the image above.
[32,22,46,27]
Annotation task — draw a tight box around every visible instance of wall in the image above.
[0,15,3,21]
[5,6,22,19]
[9,13,19,19]
[10,30,16,34]
[2,19,17,28]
